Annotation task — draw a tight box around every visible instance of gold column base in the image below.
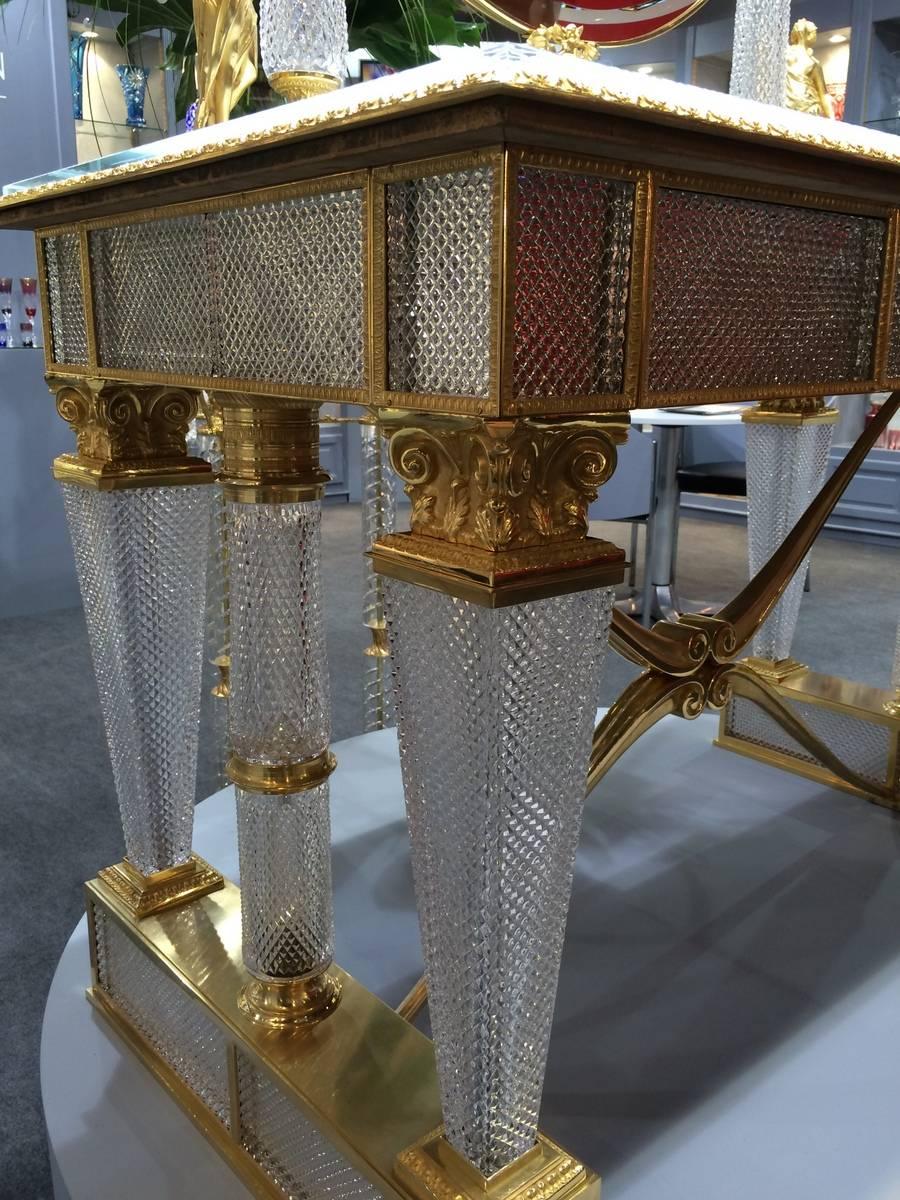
[238,972,343,1028]
[741,655,808,682]
[396,1129,600,1200]
[97,853,225,918]
[268,70,341,100]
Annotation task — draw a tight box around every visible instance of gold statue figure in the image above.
[526,23,600,61]
[786,18,834,118]
[193,0,259,129]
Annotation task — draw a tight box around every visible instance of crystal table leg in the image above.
[50,377,223,917]
[374,413,625,1191]
[360,417,396,731]
[219,400,340,1027]
[743,399,838,673]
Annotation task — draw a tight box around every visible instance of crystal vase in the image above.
[116,65,151,128]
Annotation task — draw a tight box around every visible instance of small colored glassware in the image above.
[116,65,151,128]
[21,278,38,326]
[20,323,34,348]
[1,279,12,334]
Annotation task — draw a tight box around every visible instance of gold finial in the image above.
[193,0,259,129]
[526,23,600,62]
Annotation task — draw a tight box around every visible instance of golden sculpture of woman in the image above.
[193,0,259,129]
[786,18,834,118]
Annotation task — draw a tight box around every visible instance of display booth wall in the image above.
[0,1,79,618]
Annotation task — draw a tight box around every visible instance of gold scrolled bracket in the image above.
[396,1128,599,1200]
[743,396,841,426]
[97,854,225,919]
[226,748,337,794]
[372,411,628,606]
[49,376,213,491]
[217,398,331,503]
[238,971,343,1028]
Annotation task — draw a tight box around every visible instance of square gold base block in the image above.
[85,876,599,1200]
[98,853,225,918]
[716,664,900,807]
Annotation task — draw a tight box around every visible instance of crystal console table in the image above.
[5,44,900,1200]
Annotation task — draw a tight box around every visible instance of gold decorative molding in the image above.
[372,412,628,604]
[226,749,337,795]
[386,413,627,552]
[218,398,331,503]
[49,376,213,490]
[743,396,840,425]
[395,1128,598,1200]
[97,854,225,919]
[526,24,599,62]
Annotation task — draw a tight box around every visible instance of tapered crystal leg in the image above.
[745,415,835,663]
[384,582,615,1174]
[62,483,211,875]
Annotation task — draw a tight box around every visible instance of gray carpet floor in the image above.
[0,504,897,1197]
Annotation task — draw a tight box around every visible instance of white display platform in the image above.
[43,715,900,1200]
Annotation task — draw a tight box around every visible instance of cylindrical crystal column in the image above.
[51,377,222,917]
[730,0,790,106]
[260,0,348,99]
[745,405,837,663]
[221,403,339,1027]
[361,420,396,731]
[385,583,615,1173]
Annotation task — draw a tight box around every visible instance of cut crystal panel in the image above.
[227,501,330,763]
[513,167,633,399]
[62,484,211,875]
[238,782,334,979]
[91,214,217,375]
[386,166,495,398]
[384,582,614,1174]
[648,190,884,394]
[260,0,349,83]
[746,418,834,661]
[887,259,900,379]
[236,1052,380,1199]
[725,695,890,786]
[93,906,231,1124]
[212,190,365,388]
[44,233,88,365]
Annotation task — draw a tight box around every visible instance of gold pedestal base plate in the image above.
[85,878,598,1200]
[238,972,343,1028]
[97,853,225,918]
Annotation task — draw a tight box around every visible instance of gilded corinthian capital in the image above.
[48,376,212,490]
[372,412,628,606]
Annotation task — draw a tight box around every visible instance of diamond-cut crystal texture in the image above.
[725,696,890,786]
[93,906,231,1124]
[746,418,834,661]
[361,423,396,730]
[89,191,365,388]
[893,620,900,692]
[238,783,334,979]
[63,484,210,875]
[513,167,633,400]
[212,193,364,387]
[385,582,614,1175]
[44,233,88,364]
[887,259,900,379]
[386,167,495,398]
[227,501,330,763]
[648,190,884,394]
[91,214,216,374]
[729,0,789,105]
[236,1052,379,1199]
[260,0,348,82]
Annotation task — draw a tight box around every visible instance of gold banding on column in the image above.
[219,401,331,503]
[742,395,842,426]
[217,393,342,1028]
[371,411,629,607]
[50,376,213,490]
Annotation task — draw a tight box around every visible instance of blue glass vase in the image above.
[116,65,151,128]
[70,35,87,120]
